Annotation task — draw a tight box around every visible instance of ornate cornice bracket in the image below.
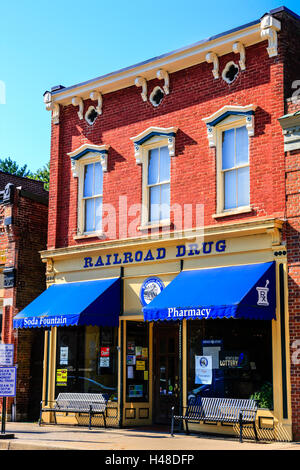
[72,96,84,120]
[206,52,219,79]
[135,76,147,102]
[156,69,169,94]
[43,91,60,124]
[90,90,103,115]
[233,42,246,70]
[260,15,281,58]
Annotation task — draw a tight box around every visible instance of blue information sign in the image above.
[0,367,17,397]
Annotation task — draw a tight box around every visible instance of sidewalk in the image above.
[0,422,299,451]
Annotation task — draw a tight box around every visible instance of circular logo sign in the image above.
[140,277,165,307]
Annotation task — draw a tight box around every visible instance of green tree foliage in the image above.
[0,157,50,190]
[0,156,31,177]
[29,162,50,190]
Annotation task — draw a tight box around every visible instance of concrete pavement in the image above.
[0,422,299,451]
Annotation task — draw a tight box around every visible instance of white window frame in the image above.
[202,104,255,218]
[142,137,171,229]
[130,126,177,231]
[216,116,251,216]
[68,144,109,238]
[81,158,103,235]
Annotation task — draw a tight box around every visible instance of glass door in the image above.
[153,323,179,424]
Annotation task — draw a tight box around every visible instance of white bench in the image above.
[39,393,109,429]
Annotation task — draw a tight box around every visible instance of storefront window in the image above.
[55,326,118,401]
[126,322,149,402]
[187,319,273,408]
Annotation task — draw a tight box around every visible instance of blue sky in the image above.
[0,0,299,172]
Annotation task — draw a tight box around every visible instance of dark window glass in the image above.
[187,319,273,408]
[126,322,149,402]
[55,326,118,401]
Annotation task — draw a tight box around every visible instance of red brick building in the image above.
[14,6,300,440]
[0,173,48,420]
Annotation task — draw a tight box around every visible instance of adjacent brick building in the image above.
[0,173,48,420]
[14,6,300,440]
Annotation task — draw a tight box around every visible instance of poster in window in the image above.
[100,357,110,368]
[127,341,135,355]
[60,347,68,365]
[127,355,136,365]
[56,369,68,386]
[195,356,212,385]
[100,347,110,357]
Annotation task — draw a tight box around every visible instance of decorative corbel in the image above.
[72,96,84,120]
[70,158,79,178]
[99,152,108,172]
[233,42,246,70]
[156,69,169,94]
[134,143,142,164]
[43,91,60,124]
[206,52,219,79]
[260,15,281,58]
[245,114,255,136]
[168,136,175,156]
[135,77,147,102]
[90,90,103,114]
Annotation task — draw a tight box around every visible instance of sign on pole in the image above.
[0,367,17,397]
[0,344,14,367]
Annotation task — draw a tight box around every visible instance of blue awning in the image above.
[13,278,121,328]
[143,262,276,322]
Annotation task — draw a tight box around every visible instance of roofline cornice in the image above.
[47,20,263,106]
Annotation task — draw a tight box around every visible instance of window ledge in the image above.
[138,220,171,231]
[212,206,253,219]
[74,231,106,240]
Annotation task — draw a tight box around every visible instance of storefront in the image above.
[13,218,292,440]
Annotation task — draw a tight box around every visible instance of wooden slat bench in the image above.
[39,393,109,429]
[170,396,258,443]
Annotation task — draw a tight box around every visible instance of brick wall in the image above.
[0,181,48,420]
[276,8,300,442]
[47,37,287,249]
[46,10,300,439]
[284,95,300,441]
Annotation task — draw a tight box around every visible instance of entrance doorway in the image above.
[153,323,179,424]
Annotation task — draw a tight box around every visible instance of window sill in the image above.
[212,206,252,219]
[74,231,105,240]
[138,220,171,231]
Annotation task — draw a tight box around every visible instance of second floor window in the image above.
[222,126,249,211]
[83,162,103,232]
[147,145,170,223]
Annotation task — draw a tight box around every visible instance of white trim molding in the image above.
[206,52,219,79]
[43,91,60,124]
[72,96,84,120]
[135,76,147,102]
[260,15,281,58]
[130,126,178,164]
[156,69,169,94]
[202,104,257,147]
[90,90,103,114]
[232,42,246,70]
[68,143,110,177]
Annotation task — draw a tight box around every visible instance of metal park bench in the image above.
[170,396,258,443]
[39,393,109,429]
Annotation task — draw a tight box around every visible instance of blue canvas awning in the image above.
[13,278,121,328]
[143,262,276,322]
